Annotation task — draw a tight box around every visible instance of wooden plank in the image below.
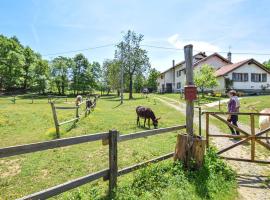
[18,169,109,200]
[0,132,109,158]
[220,156,270,164]
[117,152,174,177]
[255,127,270,137]
[250,114,255,161]
[108,130,118,196]
[118,125,186,142]
[211,114,249,136]
[50,102,60,138]
[206,113,209,148]
[217,137,251,155]
[55,106,78,110]
[256,140,270,151]
[208,134,247,138]
[58,118,79,126]
[203,111,270,116]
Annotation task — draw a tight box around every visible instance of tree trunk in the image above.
[174,134,206,169]
[117,89,120,97]
[129,74,133,99]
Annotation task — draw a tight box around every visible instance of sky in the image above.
[1,0,270,72]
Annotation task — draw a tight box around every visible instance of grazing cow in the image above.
[259,108,270,144]
[75,95,83,106]
[136,106,160,129]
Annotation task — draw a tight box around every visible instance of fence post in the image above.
[13,96,16,104]
[50,102,60,138]
[31,95,34,104]
[250,114,255,161]
[108,129,118,197]
[76,105,79,122]
[198,107,202,136]
[206,113,209,148]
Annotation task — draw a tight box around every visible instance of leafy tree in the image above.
[194,64,218,97]
[115,30,150,99]
[22,47,36,89]
[263,60,270,69]
[134,73,145,93]
[51,56,72,95]
[147,68,160,92]
[91,61,102,87]
[32,58,49,94]
[0,35,25,90]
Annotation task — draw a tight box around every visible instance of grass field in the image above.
[0,93,237,200]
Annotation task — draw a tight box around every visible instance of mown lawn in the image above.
[0,93,237,200]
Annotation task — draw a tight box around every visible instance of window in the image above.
[232,73,248,82]
[176,70,181,77]
[161,75,164,79]
[262,74,267,82]
[176,82,181,89]
[251,73,267,82]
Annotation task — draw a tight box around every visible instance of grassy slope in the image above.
[0,94,237,200]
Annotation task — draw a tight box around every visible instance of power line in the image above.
[41,43,116,57]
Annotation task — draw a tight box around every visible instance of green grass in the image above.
[0,93,237,200]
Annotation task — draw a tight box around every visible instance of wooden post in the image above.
[50,102,60,138]
[13,96,16,104]
[250,114,255,161]
[206,113,209,148]
[198,107,202,136]
[108,130,118,196]
[174,44,206,169]
[185,44,194,135]
[31,95,34,104]
[76,105,79,122]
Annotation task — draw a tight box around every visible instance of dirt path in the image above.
[155,96,270,200]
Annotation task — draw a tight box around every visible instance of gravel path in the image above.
[155,96,270,200]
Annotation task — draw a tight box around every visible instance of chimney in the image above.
[227,52,232,62]
[172,59,175,67]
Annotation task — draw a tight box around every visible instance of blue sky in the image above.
[1,0,270,71]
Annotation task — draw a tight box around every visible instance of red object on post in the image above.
[184,85,197,101]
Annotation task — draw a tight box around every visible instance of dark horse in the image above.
[136,106,160,129]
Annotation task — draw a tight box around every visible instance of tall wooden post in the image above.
[50,102,60,138]
[185,44,194,135]
[108,130,118,196]
[174,44,206,169]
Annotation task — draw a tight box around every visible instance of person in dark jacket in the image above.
[227,90,240,135]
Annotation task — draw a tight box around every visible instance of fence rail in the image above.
[0,125,186,200]
[204,111,270,164]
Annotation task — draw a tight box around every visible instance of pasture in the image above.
[0,94,237,199]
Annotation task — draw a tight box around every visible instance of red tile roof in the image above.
[215,59,270,77]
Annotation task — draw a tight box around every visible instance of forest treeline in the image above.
[0,31,159,97]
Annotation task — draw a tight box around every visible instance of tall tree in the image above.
[147,68,160,92]
[33,58,49,94]
[22,47,36,89]
[194,64,218,97]
[51,56,72,95]
[115,30,150,99]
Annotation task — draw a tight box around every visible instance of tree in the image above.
[194,64,218,97]
[51,56,72,95]
[32,58,49,94]
[134,73,145,93]
[22,47,36,90]
[263,60,270,69]
[115,30,150,99]
[147,68,160,92]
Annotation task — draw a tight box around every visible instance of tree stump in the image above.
[174,134,206,169]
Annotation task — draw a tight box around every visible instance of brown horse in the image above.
[136,106,160,129]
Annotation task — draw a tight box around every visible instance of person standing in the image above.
[227,90,240,135]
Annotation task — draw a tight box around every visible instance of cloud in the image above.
[168,34,221,53]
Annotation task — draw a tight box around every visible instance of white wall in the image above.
[226,63,270,90]
[195,56,229,70]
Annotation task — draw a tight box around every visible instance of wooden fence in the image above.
[0,125,186,200]
[204,111,270,164]
[51,98,97,138]
[48,95,68,103]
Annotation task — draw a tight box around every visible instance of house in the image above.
[157,52,270,94]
